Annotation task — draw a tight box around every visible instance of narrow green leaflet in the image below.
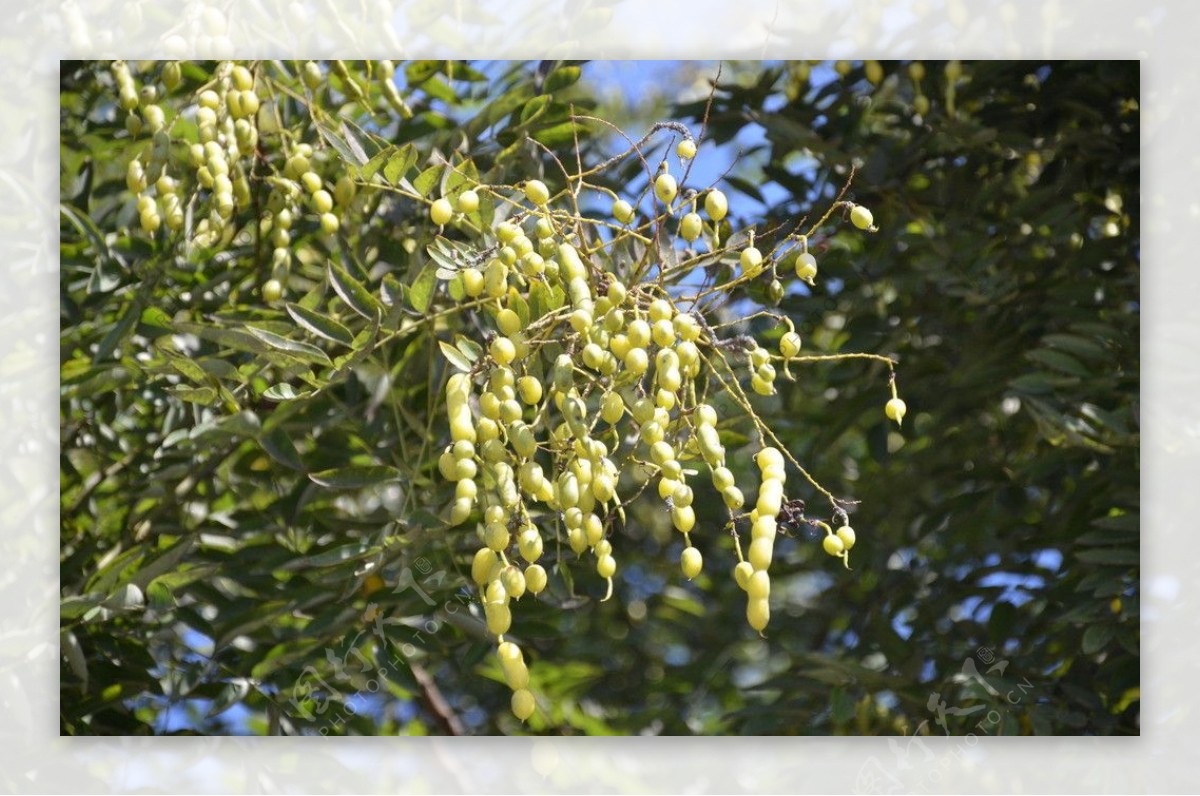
[262,383,310,401]
[1027,348,1091,378]
[455,335,483,363]
[140,306,173,329]
[260,427,305,471]
[313,115,367,166]
[528,279,564,320]
[205,678,252,718]
[439,340,474,373]
[145,579,176,612]
[283,540,379,570]
[339,117,388,163]
[171,385,218,405]
[94,297,144,363]
[408,262,438,313]
[246,326,333,366]
[443,157,480,196]
[175,322,271,356]
[1042,333,1108,362]
[532,121,587,148]
[60,202,115,271]
[331,308,382,375]
[413,163,443,197]
[383,144,418,185]
[286,302,355,346]
[1074,548,1139,566]
[327,260,383,320]
[359,146,393,181]
[507,290,530,327]
[309,465,402,489]
[520,95,551,126]
[543,65,582,93]
[1082,625,1115,655]
[162,348,211,384]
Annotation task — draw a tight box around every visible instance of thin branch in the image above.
[411,663,466,736]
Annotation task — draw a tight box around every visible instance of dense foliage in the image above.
[60,60,1138,736]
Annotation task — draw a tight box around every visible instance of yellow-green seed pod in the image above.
[455,478,478,502]
[795,252,818,281]
[524,179,550,206]
[755,447,784,471]
[850,204,874,230]
[658,366,682,393]
[472,547,499,586]
[705,190,728,221]
[567,526,588,554]
[756,482,784,516]
[654,172,678,204]
[592,472,616,503]
[711,466,734,491]
[303,61,323,90]
[162,61,182,91]
[511,688,536,720]
[600,391,624,424]
[780,332,802,358]
[624,347,649,376]
[486,579,509,605]
[501,565,527,599]
[450,497,474,525]
[502,656,530,690]
[679,210,702,243]
[458,267,483,297]
[516,376,542,406]
[625,318,650,348]
[697,425,725,464]
[652,319,676,348]
[525,564,548,594]
[335,175,357,207]
[748,570,771,600]
[734,561,754,590]
[483,520,510,551]
[490,336,517,366]
[747,597,770,631]
[751,515,777,542]
[748,537,773,570]
[671,505,695,533]
[650,441,676,467]
[837,526,857,550]
[612,199,635,224]
[584,512,605,545]
[720,485,739,511]
[484,259,509,298]
[485,601,512,635]
[510,424,537,459]
[518,528,544,562]
[740,246,764,276]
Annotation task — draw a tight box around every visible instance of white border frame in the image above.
[19,1,1189,791]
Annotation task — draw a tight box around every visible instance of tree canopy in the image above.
[60,59,1138,736]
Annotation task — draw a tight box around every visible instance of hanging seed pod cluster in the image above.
[108,60,906,726]
[428,138,902,722]
[112,59,393,299]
